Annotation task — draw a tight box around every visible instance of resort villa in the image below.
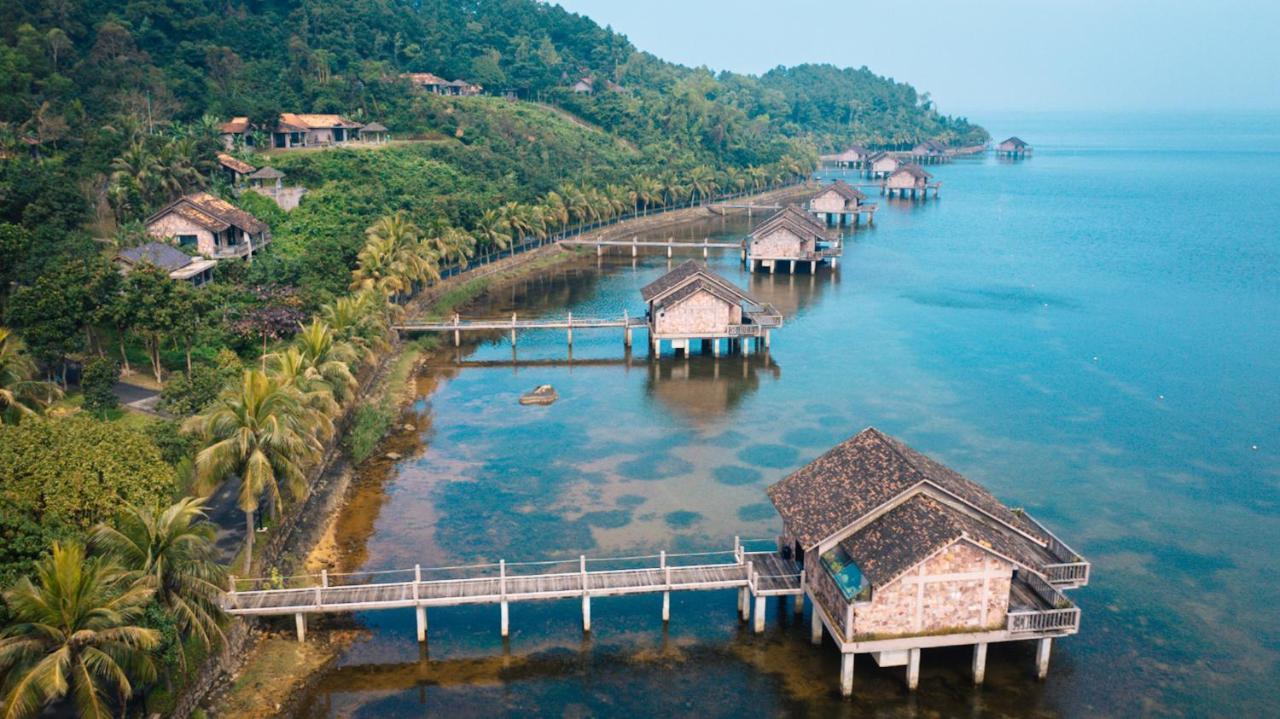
[866,151,901,179]
[642,261,783,356]
[884,164,938,199]
[144,192,270,259]
[746,205,838,274]
[910,139,950,164]
[768,427,1089,695]
[113,242,218,287]
[821,145,871,169]
[997,136,1032,157]
[216,152,256,185]
[807,179,876,227]
[402,72,482,95]
[219,114,389,150]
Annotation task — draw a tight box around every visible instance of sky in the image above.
[552,0,1280,116]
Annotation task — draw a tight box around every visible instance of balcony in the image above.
[1007,572,1081,635]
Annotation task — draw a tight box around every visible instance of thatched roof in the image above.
[248,166,284,180]
[402,72,449,86]
[1000,136,1029,148]
[816,180,866,204]
[361,122,389,132]
[766,427,1046,550]
[217,153,256,175]
[147,192,269,235]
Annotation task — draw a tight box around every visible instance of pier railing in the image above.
[1019,511,1091,587]
[1007,572,1081,634]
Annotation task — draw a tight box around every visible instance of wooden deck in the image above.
[223,543,802,619]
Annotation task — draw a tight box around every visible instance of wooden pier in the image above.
[223,539,803,641]
[561,237,744,259]
[396,312,646,348]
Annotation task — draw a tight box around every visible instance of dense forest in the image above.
[0,2,986,716]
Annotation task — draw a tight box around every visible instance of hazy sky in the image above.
[553,0,1280,115]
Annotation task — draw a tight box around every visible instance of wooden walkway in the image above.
[562,237,744,258]
[223,540,803,640]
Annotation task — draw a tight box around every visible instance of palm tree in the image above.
[501,202,532,247]
[432,227,476,268]
[688,165,716,205]
[320,290,389,365]
[352,213,439,299]
[89,498,227,654]
[632,175,659,215]
[0,542,158,719]
[473,209,511,258]
[292,318,359,404]
[0,328,60,425]
[541,192,569,237]
[267,348,340,439]
[183,370,321,573]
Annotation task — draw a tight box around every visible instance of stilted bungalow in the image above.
[216,153,256,186]
[911,140,950,164]
[884,164,940,199]
[145,192,271,259]
[642,261,783,357]
[114,242,217,287]
[807,180,876,227]
[820,145,871,169]
[747,206,838,274]
[997,137,1032,158]
[768,427,1089,696]
[360,122,391,144]
[865,151,901,179]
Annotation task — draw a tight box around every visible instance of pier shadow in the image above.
[745,269,837,319]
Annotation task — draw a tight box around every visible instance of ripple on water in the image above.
[664,510,703,529]
[737,444,800,470]
[712,465,763,486]
[617,453,695,481]
[737,503,776,522]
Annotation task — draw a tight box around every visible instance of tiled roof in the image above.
[248,166,284,180]
[752,207,826,242]
[820,180,867,204]
[1001,136,1028,148]
[115,242,194,272]
[147,192,269,235]
[660,277,744,309]
[402,72,449,85]
[892,164,933,180]
[767,427,1046,549]
[278,113,362,130]
[838,494,1048,587]
[361,122,388,132]
[217,153,256,175]
[220,117,250,134]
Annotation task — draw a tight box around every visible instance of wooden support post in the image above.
[1035,637,1052,679]
[295,612,306,642]
[810,596,822,644]
[580,555,590,633]
[840,653,855,697]
[973,642,988,685]
[753,595,765,633]
[906,647,920,690]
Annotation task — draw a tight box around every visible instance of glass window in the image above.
[178,234,197,247]
[821,545,871,602]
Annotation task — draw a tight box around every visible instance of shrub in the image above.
[346,400,396,464]
[158,362,235,416]
[81,357,120,415]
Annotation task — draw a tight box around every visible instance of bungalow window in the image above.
[178,234,198,248]
[821,545,871,602]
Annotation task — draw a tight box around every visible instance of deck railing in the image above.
[1019,511,1091,587]
[1007,607,1081,634]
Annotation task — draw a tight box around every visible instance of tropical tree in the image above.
[267,348,339,438]
[352,212,439,299]
[0,328,60,424]
[320,290,390,363]
[292,318,359,404]
[540,192,569,236]
[473,209,511,256]
[0,542,158,719]
[183,370,321,572]
[431,227,476,267]
[89,498,227,653]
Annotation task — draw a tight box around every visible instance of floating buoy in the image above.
[1253,445,1260,451]
[1157,395,1164,400]
[1092,356,1099,362]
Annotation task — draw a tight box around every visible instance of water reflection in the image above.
[645,355,780,427]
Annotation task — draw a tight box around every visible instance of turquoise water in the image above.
[294,113,1280,717]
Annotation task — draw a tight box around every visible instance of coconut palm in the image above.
[688,165,716,205]
[89,498,227,654]
[267,348,340,439]
[433,227,476,268]
[352,212,439,298]
[0,542,158,719]
[0,328,60,425]
[632,175,659,215]
[183,370,321,572]
[473,209,511,256]
[320,290,389,364]
[292,318,359,404]
[541,192,569,236]
[501,202,532,247]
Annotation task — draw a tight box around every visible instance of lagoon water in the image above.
[295,113,1280,717]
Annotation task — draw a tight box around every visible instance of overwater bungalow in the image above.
[145,192,271,259]
[884,164,939,199]
[768,427,1089,695]
[821,145,871,169]
[997,136,1032,157]
[865,151,901,179]
[807,180,876,227]
[911,139,950,164]
[746,206,838,274]
[642,261,783,357]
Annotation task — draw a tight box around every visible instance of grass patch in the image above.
[345,400,397,465]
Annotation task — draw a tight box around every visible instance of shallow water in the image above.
[293,112,1280,717]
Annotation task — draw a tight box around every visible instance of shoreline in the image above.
[199,181,815,718]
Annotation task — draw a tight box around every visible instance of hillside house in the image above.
[218,117,253,150]
[114,242,218,286]
[997,136,1032,157]
[747,206,837,274]
[884,164,938,199]
[641,261,783,357]
[145,192,270,259]
[807,180,876,227]
[402,73,482,96]
[571,77,594,94]
[271,113,364,148]
[217,153,256,185]
[768,427,1089,695]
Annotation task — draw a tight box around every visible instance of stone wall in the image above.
[809,563,851,641]
[886,173,924,190]
[808,192,846,214]
[749,227,807,259]
[852,541,1011,638]
[147,214,216,256]
[653,290,739,337]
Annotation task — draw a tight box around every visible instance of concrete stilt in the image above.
[793,592,804,615]
[840,653,855,697]
[972,642,988,684]
[662,591,670,622]
[1035,637,1052,679]
[769,261,776,274]
[500,601,509,637]
[295,612,306,642]
[753,596,766,633]
[582,594,591,632]
[416,606,427,642]
[906,648,920,690]
[810,260,816,274]
[810,601,822,644]
[712,338,721,357]
[764,330,771,350]
[738,588,749,620]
